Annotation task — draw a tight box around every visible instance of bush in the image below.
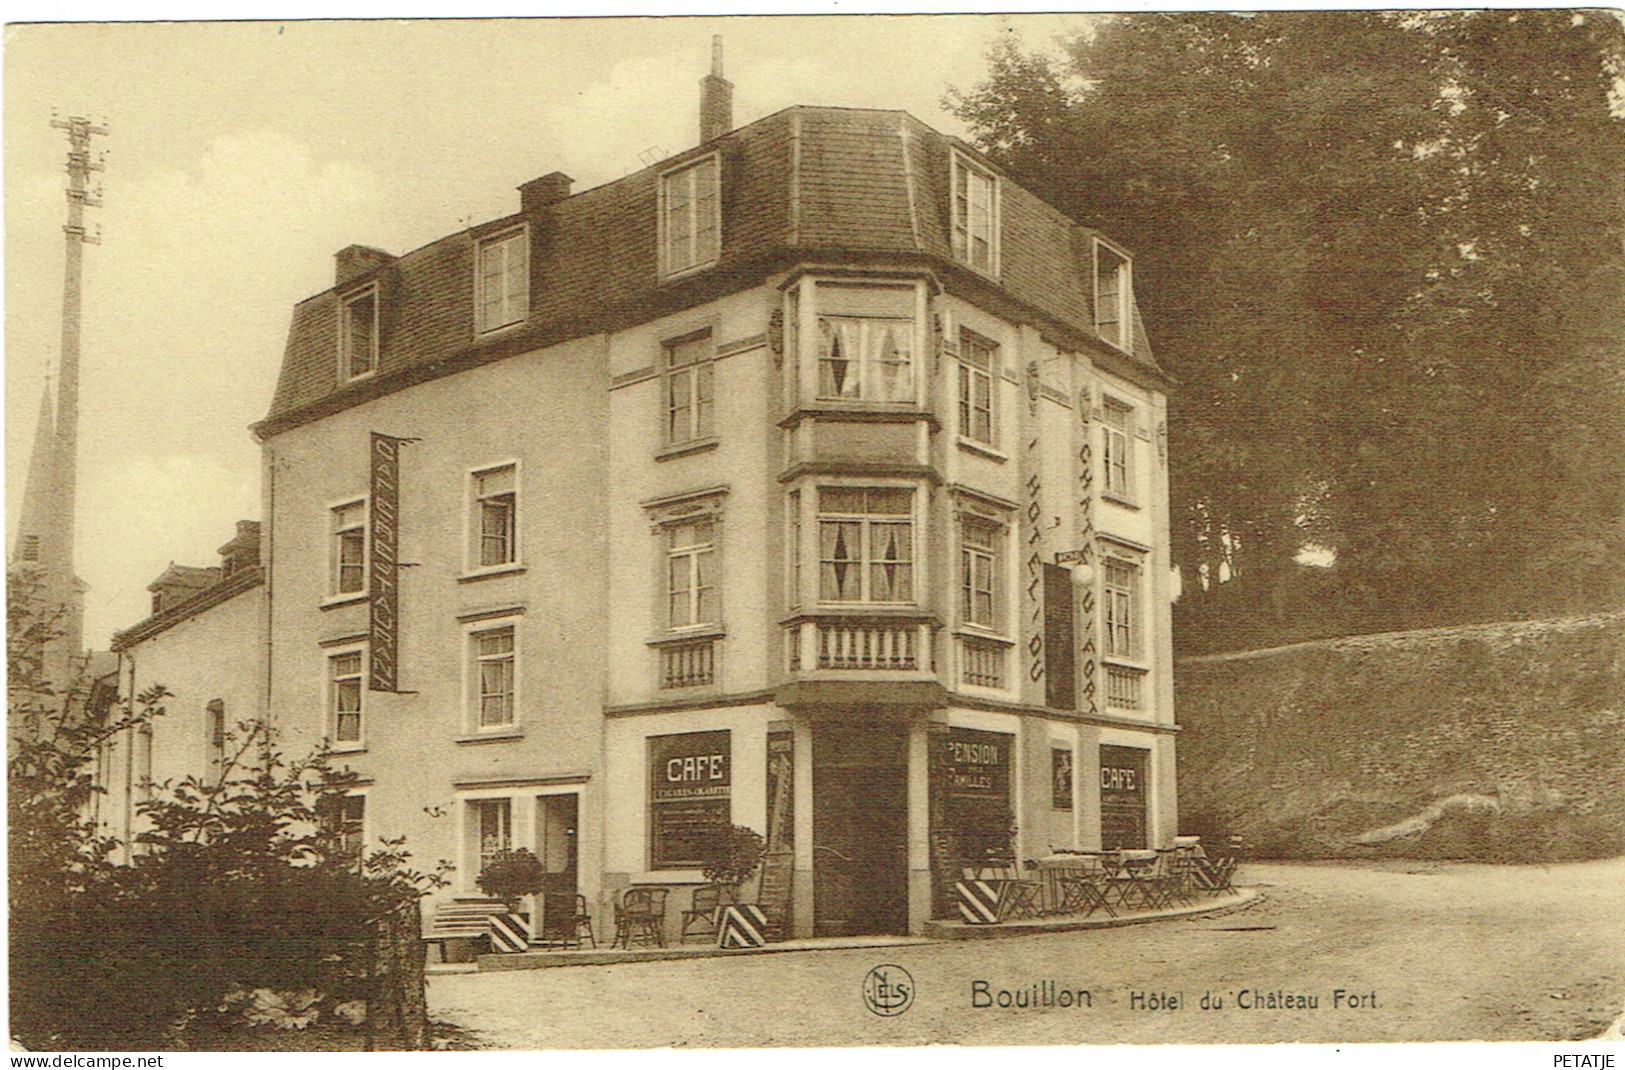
[698,824,766,892]
[476,848,548,908]
[9,713,448,1050]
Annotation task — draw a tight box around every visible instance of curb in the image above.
[923,888,1260,940]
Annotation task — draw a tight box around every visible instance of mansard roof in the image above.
[255,105,1165,440]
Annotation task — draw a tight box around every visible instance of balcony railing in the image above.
[959,636,1007,689]
[1104,663,1145,710]
[660,638,715,689]
[816,619,918,670]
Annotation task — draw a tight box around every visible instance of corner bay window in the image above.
[664,332,715,446]
[330,500,366,596]
[472,625,516,728]
[329,650,363,744]
[819,487,913,603]
[814,284,915,403]
[661,155,720,276]
[471,465,517,568]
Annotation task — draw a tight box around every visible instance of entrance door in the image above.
[812,725,909,936]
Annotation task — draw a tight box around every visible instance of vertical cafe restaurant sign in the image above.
[368,432,412,692]
[649,730,732,868]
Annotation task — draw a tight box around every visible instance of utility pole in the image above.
[47,112,107,585]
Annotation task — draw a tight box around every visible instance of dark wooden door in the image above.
[812,725,909,936]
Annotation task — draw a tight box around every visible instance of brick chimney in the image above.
[335,244,395,287]
[699,35,733,144]
[519,171,573,213]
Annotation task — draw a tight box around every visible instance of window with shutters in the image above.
[477,228,528,334]
[818,486,914,604]
[660,154,720,278]
[467,463,519,572]
[952,152,1000,276]
[340,285,378,380]
[663,330,715,447]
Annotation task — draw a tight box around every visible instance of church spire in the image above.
[11,380,60,569]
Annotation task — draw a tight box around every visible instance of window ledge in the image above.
[457,564,527,584]
[656,436,720,462]
[953,627,1013,646]
[1100,491,1140,511]
[320,591,369,610]
[328,742,367,755]
[647,626,726,647]
[475,318,527,341]
[956,437,1007,463]
[1101,658,1151,673]
[455,730,524,745]
[660,259,720,284]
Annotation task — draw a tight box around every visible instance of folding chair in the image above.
[1056,857,1114,918]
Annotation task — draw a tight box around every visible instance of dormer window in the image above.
[952,152,1000,276]
[660,154,720,278]
[1095,242,1132,353]
[477,228,528,334]
[341,286,378,381]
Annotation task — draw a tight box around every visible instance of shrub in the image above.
[698,824,766,892]
[476,848,549,908]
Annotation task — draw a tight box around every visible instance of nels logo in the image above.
[862,964,915,1017]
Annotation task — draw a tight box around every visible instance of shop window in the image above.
[649,731,731,869]
[661,155,720,277]
[329,499,366,596]
[663,330,715,447]
[818,486,914,603]
[477,229,528,334]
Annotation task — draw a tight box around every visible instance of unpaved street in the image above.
[429,858,1625,1047]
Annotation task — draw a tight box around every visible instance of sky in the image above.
[5,10,1105,648]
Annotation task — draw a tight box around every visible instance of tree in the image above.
[951,12,1624,649]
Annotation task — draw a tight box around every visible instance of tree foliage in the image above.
[951,11,1625,650]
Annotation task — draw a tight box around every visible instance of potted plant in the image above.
[698,824,766,903]
[476,848,548,911]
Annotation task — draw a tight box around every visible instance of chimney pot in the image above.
[699,35,734,144]
[519,171,573,213]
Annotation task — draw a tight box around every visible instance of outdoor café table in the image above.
[1033,854,1114,918]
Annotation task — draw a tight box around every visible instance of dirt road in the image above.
[428,857,1625,1047]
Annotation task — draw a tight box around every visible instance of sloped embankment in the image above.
[1174,612,1625,861]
